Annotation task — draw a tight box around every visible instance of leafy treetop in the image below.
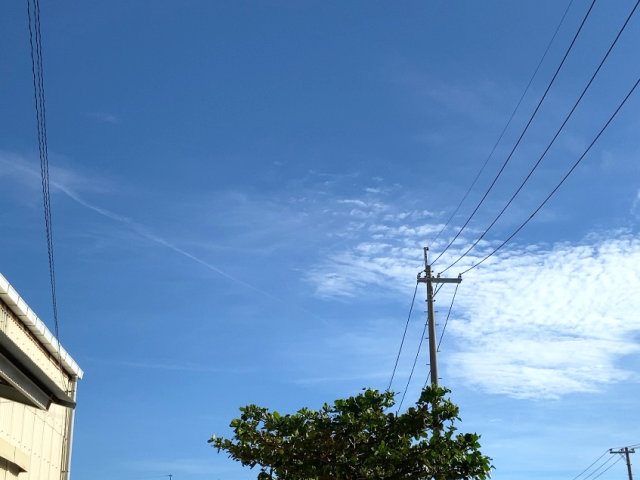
[210,386,492,480]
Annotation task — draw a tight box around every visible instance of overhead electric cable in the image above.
[460,74,640,276]
[26,0,68,401]
[431,0,597,265]
[436,284,459,352]
[428,0,576,248]
[423,372,431,388]
[571,450,610,480]
[396,308,430,412]
[388,281,419,391]
[440,0,640,275]
[397,282,461,408]
[591,457,623,480]
[27,0,60,343]
[583,454,617,480]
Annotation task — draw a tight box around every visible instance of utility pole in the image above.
[610,447,635,480]
[417,247,461,387]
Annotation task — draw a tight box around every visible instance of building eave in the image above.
[0,272,84,380]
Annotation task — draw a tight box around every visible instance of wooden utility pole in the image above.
[417,247,461,387]
[611,447,635,480]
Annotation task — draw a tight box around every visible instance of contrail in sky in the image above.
[52,177,335,327]
[0,154,332,326]
[53,180,283,301]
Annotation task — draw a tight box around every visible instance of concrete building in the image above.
[0,273,83,480]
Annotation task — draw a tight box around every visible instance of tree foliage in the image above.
[209,386,492,480]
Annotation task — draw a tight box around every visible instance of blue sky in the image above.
[1,1,640,479]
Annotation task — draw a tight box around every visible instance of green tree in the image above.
[209,386,492,480]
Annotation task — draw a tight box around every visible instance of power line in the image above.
[459,73,640,276]
[437,284,459,352]
[26,0,69,401]
[388,281,419,391]
[396,302,430,412]
[572,450,610,480]
[583,455,618,480]
[440,0,640,275]
[431,0,597,266]
[27,0,60,342]
[614,443,640,450]
[591,457,623,480]
[428,0,576,248]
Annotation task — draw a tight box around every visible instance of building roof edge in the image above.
[0,272,84,380]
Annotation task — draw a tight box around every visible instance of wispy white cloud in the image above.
[0,151,112,197]
[308,169,359,179]
[88,111,119,124]
[447,235,640,399]
[305,188,640,399]
[382,210,439,222]
[308,247,419,299]
[338,199,368,207]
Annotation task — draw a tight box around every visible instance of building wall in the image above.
[0,400,69,480]
[0,299,73,480]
